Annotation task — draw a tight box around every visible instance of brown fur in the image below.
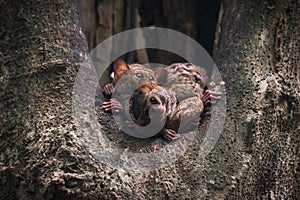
[114,59,130,81]
[103,61,213,140]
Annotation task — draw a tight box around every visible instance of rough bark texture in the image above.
[215,0,299,199]
[0,0,124,199]
[0,0,299,199]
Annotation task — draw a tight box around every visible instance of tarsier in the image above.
[101,59,222,140]
[102,59,158,113]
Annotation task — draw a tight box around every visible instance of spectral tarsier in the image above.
[101,60,222,140]
[101,59,157,113]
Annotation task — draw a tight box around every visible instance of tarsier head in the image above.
[129,82,177,127]
[113,59,157,86]
[112,59,179,120]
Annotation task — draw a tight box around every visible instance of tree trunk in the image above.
[1,0,299,199]
[215,0,299,199]
[0,0,120,199]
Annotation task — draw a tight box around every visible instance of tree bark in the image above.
[0,0,122,199]
[215,0,299,198]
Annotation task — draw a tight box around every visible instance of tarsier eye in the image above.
[150,96,158,104]
[148,76,154,81]
[135,73,143,79]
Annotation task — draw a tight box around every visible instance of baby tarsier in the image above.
[101,59,222,140]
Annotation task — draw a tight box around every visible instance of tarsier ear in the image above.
[155,68,168,85]
[113,59,130,81]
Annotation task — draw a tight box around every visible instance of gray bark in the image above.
[0,0,116,199]
[215,0,299,198]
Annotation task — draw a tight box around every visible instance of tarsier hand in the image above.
[202,90,223,106]
[101,98,123,113]
[172,63,224,105]
[162,128,181,141]
[103,83,114,95]
[207,81,225,104]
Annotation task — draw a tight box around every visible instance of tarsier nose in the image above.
[150,96,159,104]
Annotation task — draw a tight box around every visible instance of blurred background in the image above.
[81,0,221,85]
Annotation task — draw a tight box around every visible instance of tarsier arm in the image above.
[101,59,130,112]
[165,96,204,137]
